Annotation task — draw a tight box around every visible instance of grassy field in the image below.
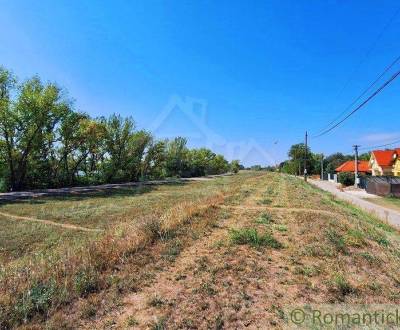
[1,171,400,329]
[364,196,400,212]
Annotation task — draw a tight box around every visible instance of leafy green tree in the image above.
[142,139,167,179]
[0,66,232,190]
[209,154,229,175]
[0,72,71,190]
[359,152,370,161]
[102,114,136,182]
[230,160,241,174]
[57,113,107,185]
[165,137,189,177]
[188,148,215,176]
[324,153,352,174]
[126,130,152,181]
[287,143,310,175]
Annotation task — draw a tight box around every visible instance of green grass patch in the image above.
[344,229,367,247]
[331,273,355,297]
[257,198,272,205]
[229,228,282,249]
[326,228,347,254]
[255,212,273,225]
[274,224,287,232]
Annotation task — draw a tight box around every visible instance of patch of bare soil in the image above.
[0,211,102,232]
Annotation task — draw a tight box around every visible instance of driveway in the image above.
[309,179,400,228]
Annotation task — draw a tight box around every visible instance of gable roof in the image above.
[371,150,396,167]
[335,160,371,173]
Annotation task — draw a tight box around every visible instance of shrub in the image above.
[74,269,99,297]
[338,172,355,186]
[15,281,57,323]
[0,178,7,192]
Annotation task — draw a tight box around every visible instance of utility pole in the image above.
[320,154,324,180]
[304,131,308,182]
[353,145,360,188]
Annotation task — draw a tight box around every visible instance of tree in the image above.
[287,143,310,176]
[142,139,167,179]
[0,66,232,190]
[0,72,71,190]
[324,153,352,174]
[230,160,240,174]
[102,114,136,182]
[57,113,107,185]
[209,154,229,175]
[126,130,152,181]
[165,137,189,177]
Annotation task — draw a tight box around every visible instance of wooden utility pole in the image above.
[353,145,360,188]
[304,131,308,182]
[320,154,324,180]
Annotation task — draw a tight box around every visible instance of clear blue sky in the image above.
[1,1,399,166]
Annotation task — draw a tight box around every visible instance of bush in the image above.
[15,281,58,323]
[74,269,99,297]
[0,178,7,192]
[338,172,355,186]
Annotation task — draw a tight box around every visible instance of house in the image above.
[335,160,371,174]
[393,149,400,177]
[369,150,397,176]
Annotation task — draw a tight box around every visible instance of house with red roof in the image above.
[369,149,399,176]
[393,149,400,177]
[335,160,371,174]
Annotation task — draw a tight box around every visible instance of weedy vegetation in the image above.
[1,171,400,329]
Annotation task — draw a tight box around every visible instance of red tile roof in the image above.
[372,150,396,167]
[335,160,371,173]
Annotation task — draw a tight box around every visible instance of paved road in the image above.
[0,174,231,202]
[309,179,400,228]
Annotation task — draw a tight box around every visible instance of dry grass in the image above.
[0,173,258,328]
[2,172,400,329]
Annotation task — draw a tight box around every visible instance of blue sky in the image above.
[1,1,399,166]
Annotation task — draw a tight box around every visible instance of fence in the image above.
[365,176,400,197]
[326,173,337,183]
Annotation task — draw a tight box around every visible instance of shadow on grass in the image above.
[0,181,188,206]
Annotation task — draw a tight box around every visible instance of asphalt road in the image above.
[309,179,400,228]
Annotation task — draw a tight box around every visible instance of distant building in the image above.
[335,160,371,174]
[369,149,399,176]
[393,149,400,177]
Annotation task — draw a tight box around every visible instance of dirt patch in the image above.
[0,211,102,232]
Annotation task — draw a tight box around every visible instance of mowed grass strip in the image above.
[0,172,259,328]
[3,172,400,329]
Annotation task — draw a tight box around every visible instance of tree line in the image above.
[279,143,369,176]
[0,67,240,191]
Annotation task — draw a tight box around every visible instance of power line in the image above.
[314,54,400,135]
[332,6,400,100]
[313,68,400,138]
[358,138,400,151]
